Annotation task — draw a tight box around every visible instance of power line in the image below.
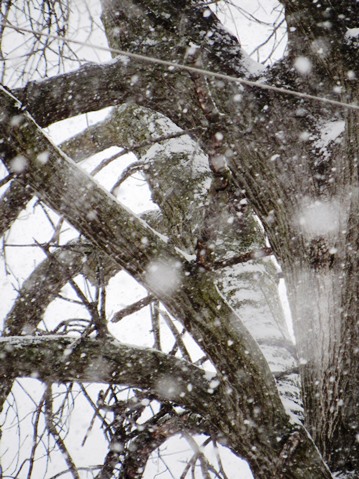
[3,22,359,112]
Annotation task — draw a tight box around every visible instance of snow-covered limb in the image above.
[0,335,217,412]
[0,86,332,478]
[0,87,279,414]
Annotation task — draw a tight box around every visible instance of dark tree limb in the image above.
[212,247,273,270]
[0,336,217,412]
[111,294,155,323]
[0,180,33,238]
[12,56,197,129]
[0,85,332,479]
[2,239,98,336]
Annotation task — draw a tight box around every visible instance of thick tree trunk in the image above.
[2,0,359,476]
[0,86,332,478]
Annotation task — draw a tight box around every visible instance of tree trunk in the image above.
[2,0,359,476]
[0,85,332,478]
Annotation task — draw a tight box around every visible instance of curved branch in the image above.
[3,241,87,335]
[0,336,217,413]
[12,58,158,128]
[113,411,208,479]
[0,87,331,478]
[0,180,33,238]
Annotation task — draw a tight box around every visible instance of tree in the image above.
[0,0,358,477]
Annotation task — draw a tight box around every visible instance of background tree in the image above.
[0,0,358,478]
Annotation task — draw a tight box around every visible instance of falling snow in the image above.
[293,56,312,75]
[296,198,341,237]
[9,155,28,173]
[145,259,182,295]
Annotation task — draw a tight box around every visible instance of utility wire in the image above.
[3,22,359,112]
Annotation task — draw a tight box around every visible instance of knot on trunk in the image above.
[308,237,335,270]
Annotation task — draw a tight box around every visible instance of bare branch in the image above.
[0,180,33,238]
[158,309,191,362]
[2,239,96,336]
[0,336,217,414]
[44,385,80,479]
[111,295,155,323]
[212,247,273,270]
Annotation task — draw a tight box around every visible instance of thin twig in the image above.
[111,294,155,323]
[26,393,46,479]
[151,299,161,350]
[44,385,80,479]
[110,162,144,195]
[0,173,13,187]
[212,246,272,270]
[158,308,191,362]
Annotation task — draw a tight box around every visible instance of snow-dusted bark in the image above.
[60,101,303,424]
[0,86,331,478]
[1,0,358,476]
[215,230,302,424]
[0,336,217,411]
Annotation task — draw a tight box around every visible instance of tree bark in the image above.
[0,86,332,478]
[2,0,359,475]
[0,336,216,410]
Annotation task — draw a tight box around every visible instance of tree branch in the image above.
[212,247,273,270]
[0,336,217,413]
[0,86,332,478]
[44,384,80,479]
[111,295,155,323]
[2,239,99,336]
[0,180,33,238]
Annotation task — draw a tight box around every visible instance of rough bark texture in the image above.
[1,0,359,477]
[0,87,331,478]
[0,336,216,410]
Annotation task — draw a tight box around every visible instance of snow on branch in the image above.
[0,86,296,456]
[0,335,217,413]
